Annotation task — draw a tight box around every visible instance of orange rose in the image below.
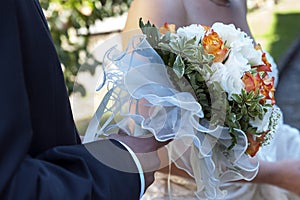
[253,44,272,74]
[202,31,228,62]
[159,23,176,34]
[202,25,211,31]
[242,71,275,104]
[242,72,260,93]
[246,132,268,157]
[246,134,261,157]
[260,76,276,104]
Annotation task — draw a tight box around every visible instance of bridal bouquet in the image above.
[140,19,281,157]
[84,19,281,199]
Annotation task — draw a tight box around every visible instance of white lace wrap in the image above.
[83,35,259,199]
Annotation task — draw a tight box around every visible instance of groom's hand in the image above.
[109,132,170,190]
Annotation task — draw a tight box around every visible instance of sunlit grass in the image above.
[270,10,300,62]
[249,7,300,63]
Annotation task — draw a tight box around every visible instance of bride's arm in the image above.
[158,157,300,197]
[251,160,300,196]
[123,0,184,32]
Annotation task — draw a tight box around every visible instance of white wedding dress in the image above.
[141,52,300,200]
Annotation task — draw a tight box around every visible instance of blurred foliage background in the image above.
[247,0,300,68]
[39,0,132,96]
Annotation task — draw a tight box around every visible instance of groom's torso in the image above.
[15,0,79,156]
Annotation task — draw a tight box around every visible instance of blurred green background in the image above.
[40,0,133,96]
[247,0,300,65]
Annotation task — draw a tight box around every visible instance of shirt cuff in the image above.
[118,141,145,199]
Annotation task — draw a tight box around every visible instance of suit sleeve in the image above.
[0,1,141,199]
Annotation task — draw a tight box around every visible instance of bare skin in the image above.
[124,0,253,37]
[122,0,300,197]
[253,160,300,197]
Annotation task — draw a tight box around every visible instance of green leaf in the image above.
[248,110,258,118]
[236,113,243,120]
[230,113,237,123]
[247,127,257,135]
[161,32,171,43]
[246,91,255,101]
[169,41,180,52]
[139,18,146,29]
[241,89,247,98]
[186,37,197,45]
[241,104,248,115]
[228,129,238,150]
[231,94,243,104]
[173,55,185,78]
[158,43,172,51]
[139,18,161,47]
[196,74,204,82]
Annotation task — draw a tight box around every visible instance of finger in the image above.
[108,133,122,140]
[118,129,129,136]
[139,135,172,150]
[156,139,172,149]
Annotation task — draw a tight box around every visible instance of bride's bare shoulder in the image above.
[123,0,185,31]
[123,0,250,34]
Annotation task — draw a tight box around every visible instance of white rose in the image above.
[225,51,251,74]
[211,22,263,66]
[240,44,263,66]
[211,22,249,48]
[176,24,205,44]
[265,51,279,87]
[210,61,245,99]
[225,52,251,97]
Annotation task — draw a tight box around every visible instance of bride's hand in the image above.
[254,159,300,197]
[273,159,300,196]
[109,132,170,189]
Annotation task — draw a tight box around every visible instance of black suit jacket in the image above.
[0,0,140,199]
